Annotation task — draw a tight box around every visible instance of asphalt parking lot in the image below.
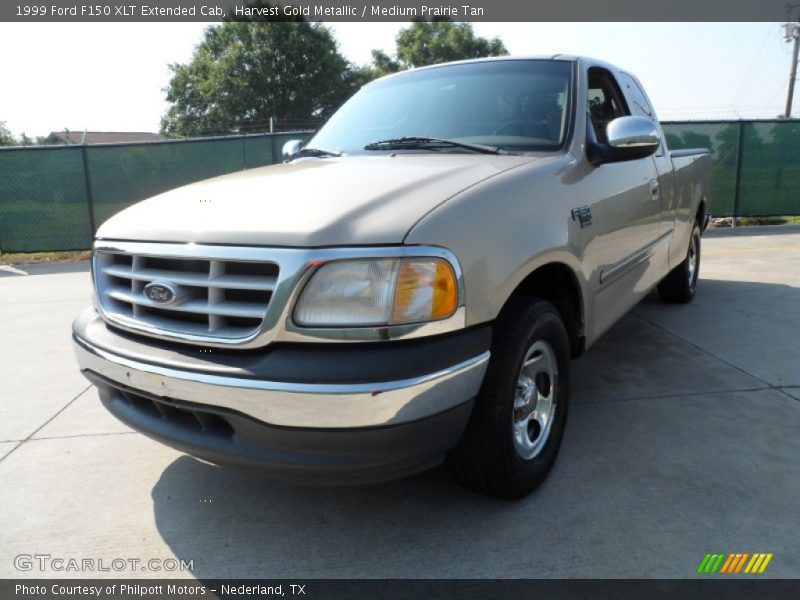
[1,226,799,579]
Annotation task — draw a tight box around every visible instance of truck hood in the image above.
[96,154,536,247]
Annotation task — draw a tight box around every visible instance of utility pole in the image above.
[784,10,800,118]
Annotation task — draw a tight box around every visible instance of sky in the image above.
[0,21,796,138]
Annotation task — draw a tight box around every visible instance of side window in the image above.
[618,73,654,119]
[618,72,664,155]
[587,67,629,144]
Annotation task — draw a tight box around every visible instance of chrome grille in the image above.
[94,251,279,339]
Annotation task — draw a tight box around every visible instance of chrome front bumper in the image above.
[72,309,490,429]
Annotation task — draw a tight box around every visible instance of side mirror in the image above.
[282,139,304,160]
[588,116,660,165]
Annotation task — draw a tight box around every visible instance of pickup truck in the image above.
[72,56,711,499]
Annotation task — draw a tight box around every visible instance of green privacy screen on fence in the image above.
[1,122,799,253]
[662,120,800,219]
[0,145,94,252]
[85,135,281,228]
[0,132,306,253]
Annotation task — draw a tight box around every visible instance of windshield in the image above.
[307,60,574,155]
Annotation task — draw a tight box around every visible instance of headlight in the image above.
[294,257,458,327]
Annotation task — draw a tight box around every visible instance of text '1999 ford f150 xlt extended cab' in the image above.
[73,56,711,498]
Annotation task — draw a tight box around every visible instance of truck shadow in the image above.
[148,276,800,578]
[150,456,515,578]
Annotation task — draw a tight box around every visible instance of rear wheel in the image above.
[658,221,701,304]
[447,297,570,499]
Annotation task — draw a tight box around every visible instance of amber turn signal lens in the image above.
[391,258,458,324]
[431,260,458,318]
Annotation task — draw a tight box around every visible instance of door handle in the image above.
[649,180,660,201]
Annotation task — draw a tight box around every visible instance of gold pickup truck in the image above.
[73,56,711,498]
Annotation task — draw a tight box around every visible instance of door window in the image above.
[617,72,654,118]
[587,68,629,143]
[618,71,665,156]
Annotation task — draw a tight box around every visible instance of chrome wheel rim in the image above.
[512,340,558,460]
[688,234,698,288]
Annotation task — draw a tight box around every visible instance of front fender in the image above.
[404,155,591,330]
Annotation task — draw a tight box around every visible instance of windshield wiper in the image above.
[286,147,342,161]
[364,136,504,155]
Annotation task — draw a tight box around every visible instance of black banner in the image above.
[3,579,800,600]
[2,0,798,22]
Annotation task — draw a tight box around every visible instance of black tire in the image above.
[447,297,571,499]
[657,221,701,303]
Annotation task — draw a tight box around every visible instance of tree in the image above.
[0,121,17,146]
[161,11,357,136]
[369,49,401,76]
[371,20,508,74]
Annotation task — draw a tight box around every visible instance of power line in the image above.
[731,27,776,109]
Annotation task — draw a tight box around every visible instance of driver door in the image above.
[578,66,662,340]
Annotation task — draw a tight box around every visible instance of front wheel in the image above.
[447,297,571,499]
[658,221,701,304]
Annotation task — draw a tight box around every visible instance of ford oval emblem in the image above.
[143,282,178,304]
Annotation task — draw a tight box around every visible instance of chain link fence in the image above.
[1,121,798,253]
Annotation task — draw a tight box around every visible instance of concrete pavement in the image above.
[1,226,799,579]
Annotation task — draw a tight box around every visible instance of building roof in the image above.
[45,131,167,145]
